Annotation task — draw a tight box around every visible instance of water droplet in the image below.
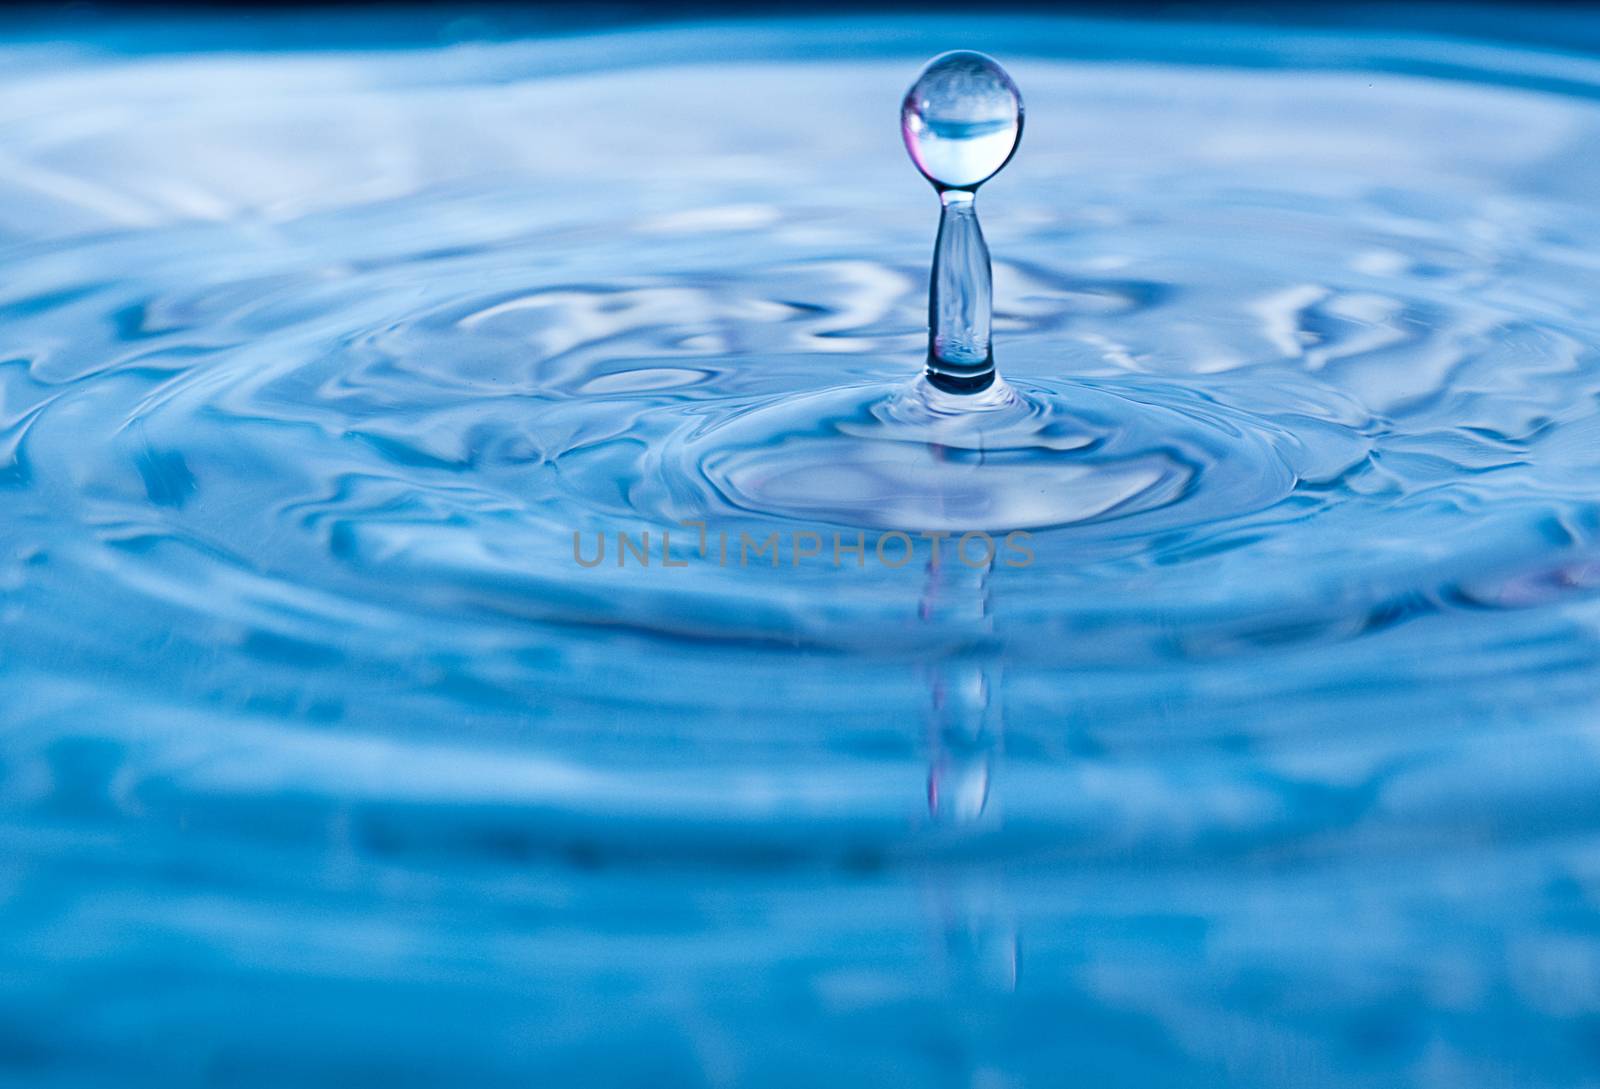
[901,51,1023,192]
[904,52,1023,393]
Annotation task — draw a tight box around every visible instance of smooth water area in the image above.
[6,9,1600,1087]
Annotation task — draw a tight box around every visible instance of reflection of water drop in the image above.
[903,52,1023,394]
[927,658,998,826]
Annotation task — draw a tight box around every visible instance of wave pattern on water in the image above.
[5,14,1600,1089]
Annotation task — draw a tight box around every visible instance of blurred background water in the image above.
[5,4,1600,1086]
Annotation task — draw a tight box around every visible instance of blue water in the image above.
[6,8,1600,1087]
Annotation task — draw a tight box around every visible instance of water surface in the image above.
[4,10,1600,1088]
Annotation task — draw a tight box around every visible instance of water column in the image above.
[901,52,1024,393]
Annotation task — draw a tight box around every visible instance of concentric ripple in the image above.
[7,13,1600,1088]
[659,375,1301,532]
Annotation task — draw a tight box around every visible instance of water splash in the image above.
[645,52,1293,533]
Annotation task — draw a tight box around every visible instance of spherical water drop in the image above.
[901,51,1023,191]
